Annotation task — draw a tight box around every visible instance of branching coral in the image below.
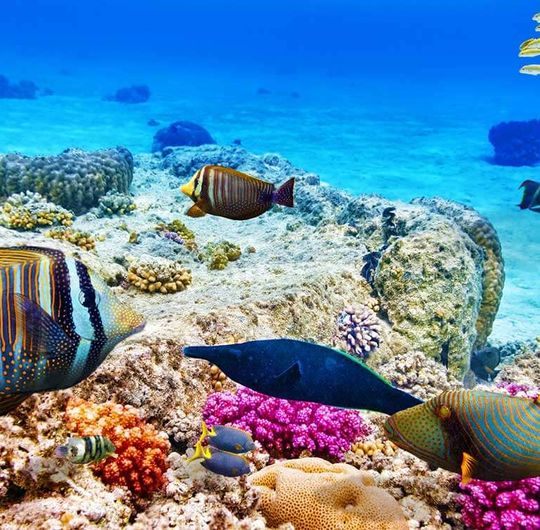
[65,397,170,496]
[0,191,73,230]
[203,387,371,460]
[95,191,136,217]
[126,254,192,294]
[200,241,242,270]
[156,219,197,250]
[45,228,96,251]
[333,304,382,359]
[0,147,134,214]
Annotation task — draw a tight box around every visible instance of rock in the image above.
[488,120,540,166]
[0,75,38,99]
[152,121,216,152]
[104,84,150,104]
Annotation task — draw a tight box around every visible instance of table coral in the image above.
[249,457,408,530]
[203,387,371,460]
[45,227,96,251]
[127,254,192,293]
[0,191,73,230]
[65,397,171,496]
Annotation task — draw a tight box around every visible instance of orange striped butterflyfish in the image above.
[0,246,145,415]
[180,165,295,220]
[383,389,540,483]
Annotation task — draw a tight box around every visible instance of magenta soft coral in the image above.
[203,387,370,460]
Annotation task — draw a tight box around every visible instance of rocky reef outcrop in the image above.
[488,119,540,166]
[152,121,216,152]
[104,85,150,104]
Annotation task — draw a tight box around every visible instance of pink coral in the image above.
[202,387,370,460]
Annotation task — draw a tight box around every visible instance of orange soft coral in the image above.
[65,397,170,496]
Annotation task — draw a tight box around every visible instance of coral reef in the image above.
[152,121,216,152]
[249,457,408,530]
[495,349,540,389]
[126,254,192,293]
[459,478,540,530]
[352,438,397,458]
[105,85,150,104]
[94,191,136,217]
[0,191,73,230]
[65,397,170,496]
[203,387,371,460]
[208,364,228,392]
[45,227,96,251]
[378,350,461,400]
[0,147,134,213]
[0,74,38,99]
[200,241,242,270]
[333,304,382,359]
[414,197,505,349]
[156,219,197,250]
[488,120,540,166]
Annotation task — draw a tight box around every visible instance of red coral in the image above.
[65,397,170,496]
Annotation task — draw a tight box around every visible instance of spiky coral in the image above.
[65,397,170,496]
[203,387,370,460]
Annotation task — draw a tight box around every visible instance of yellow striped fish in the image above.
[55,435,116,464]
[180,165,295,220]
[0,246,145,415]
[383,389,540,483]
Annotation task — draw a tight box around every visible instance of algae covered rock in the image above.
[0,147,134,214]
[152,121,215,152]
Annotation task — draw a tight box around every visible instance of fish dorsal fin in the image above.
[274,361,302,386]
[205,165,273,186]
[12,293,78,357]
[460,452,478,485]
[0,393,30,415]
[186,203,207,218]
[0,247,50,269]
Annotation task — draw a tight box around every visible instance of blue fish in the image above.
[200,447,251,477]
[183,339,422,415]
[0,246,145,414]
[208,424,256,454]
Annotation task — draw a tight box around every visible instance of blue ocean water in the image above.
[0,0,538,340]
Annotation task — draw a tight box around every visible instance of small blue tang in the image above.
[200,447,251,477]
[208,424,256,454]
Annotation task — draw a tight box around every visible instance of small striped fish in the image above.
[56,435,115,464]
[0,246,145,415]
[383,389,540,483]
[180,165,295,220]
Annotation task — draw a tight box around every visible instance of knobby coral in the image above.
[333,304,382,359]
[200,241,242,270]
[94,191,136,217]
[45,228,96,251]
[127,254,192,294]
[203,387,371,460]
[65,397,170,496]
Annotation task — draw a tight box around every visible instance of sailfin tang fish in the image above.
[200,447,251,477]
[519,180,540,212]
[0,246,145,415]
[56,435,116,464]
[180,165,295,220]
[383,389,540,482]
[183,339,422,415]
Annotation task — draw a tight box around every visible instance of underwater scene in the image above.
[0,0,539,529]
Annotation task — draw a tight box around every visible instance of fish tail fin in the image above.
[518,180,539,209]
[273,178,295,207]
[0,393,30,415]
[55,445,69,458]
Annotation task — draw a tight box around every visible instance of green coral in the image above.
[156,219,197,250]
[95,191,136,217]
[0,191,73,230]
[201,241,242,270]
[0,147,133,214]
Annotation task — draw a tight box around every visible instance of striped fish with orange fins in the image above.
[180,165,295,220]
[0,246,145,415]
[383,389,540,483]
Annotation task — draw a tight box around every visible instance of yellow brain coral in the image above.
[248,457,407,530]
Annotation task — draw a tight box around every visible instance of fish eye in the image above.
[78,288,100,308]
[437,405,451,420]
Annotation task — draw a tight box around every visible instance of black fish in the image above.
[518,180,540,212]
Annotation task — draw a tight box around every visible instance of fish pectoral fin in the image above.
[460,452,478,485]
[273,361,302,386]
[0,393,31,415]
[186,203,207,218]
[12,293,78,358]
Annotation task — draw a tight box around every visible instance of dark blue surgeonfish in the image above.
[208,424,256,454]
[183,339,422,414]
[200,447,251,477]
[0,246,145,415]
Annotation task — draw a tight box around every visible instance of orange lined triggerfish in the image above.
[383,389,540,483]
[180,165,295,220]
[0,246,145,415]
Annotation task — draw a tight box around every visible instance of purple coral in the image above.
[163,231,184,245]
[459,478,540,530]
[203,387,370,460]
[333,305,381,359]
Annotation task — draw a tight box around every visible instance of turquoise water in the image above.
[0,1,538,341]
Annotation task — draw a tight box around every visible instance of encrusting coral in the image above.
[333,304,382,359]
[201,240,242,270]
[203,387,371,460]
[65,397,171,496]
[0,191,73,230]
[45,227,96,251]
[249,457,408,530]
[127,254,192,294]
[0,147,134,214]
